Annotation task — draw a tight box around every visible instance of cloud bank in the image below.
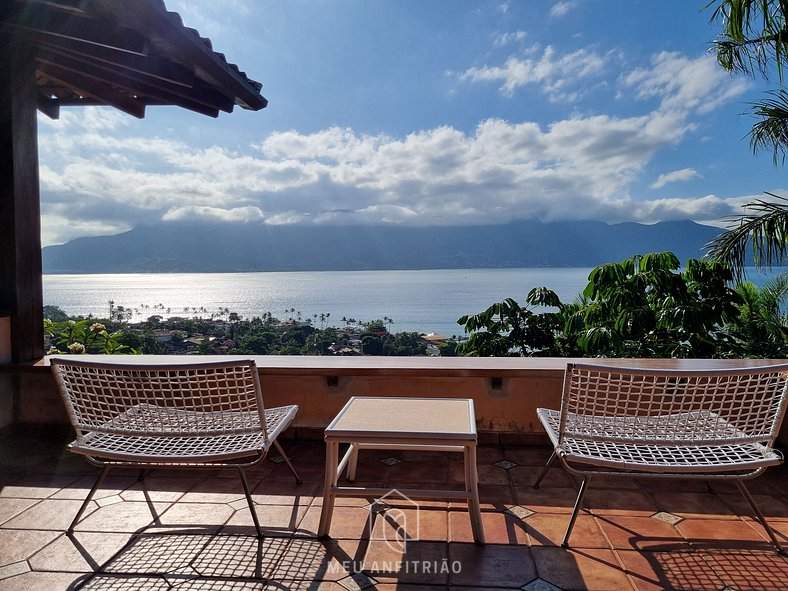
[38,51,759,246]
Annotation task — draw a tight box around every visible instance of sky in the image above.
[37,0,788,246]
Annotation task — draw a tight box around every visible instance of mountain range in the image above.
[42,219,723,273]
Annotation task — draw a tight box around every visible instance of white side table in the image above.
[318,396,485,543]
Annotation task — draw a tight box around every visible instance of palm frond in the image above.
[749,90,788,163]
[706,1,788,79]
[706,192,788,280]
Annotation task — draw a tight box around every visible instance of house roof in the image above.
[4,0,268,119]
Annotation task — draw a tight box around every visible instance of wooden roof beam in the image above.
[5,11,149,56]
[35,36,196,87]
[36,92,60,119]
[12,0,90,18]
[39,50,234,111]
[37,53,222,117]
[38,62,146,118]
[38,50,231,113]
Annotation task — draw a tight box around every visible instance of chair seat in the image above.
[70,404,299,464]
[537,407,783,474]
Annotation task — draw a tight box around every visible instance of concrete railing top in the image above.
[4,354,787,376]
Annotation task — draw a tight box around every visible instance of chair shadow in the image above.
[591,514,788,591]
[66,527,366,590]
[630,543,788,591]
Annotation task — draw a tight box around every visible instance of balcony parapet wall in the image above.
[2,355,787,445]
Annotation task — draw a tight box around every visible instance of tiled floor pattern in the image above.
[0,428,786,591]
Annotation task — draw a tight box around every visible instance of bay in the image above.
[43,268,594,338]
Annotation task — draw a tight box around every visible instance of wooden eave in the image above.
[3,0,268,119]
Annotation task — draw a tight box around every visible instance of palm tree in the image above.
[704,2,788,277]
[707,0,788,162]
[726,272,788,356]
[706,193,788,280]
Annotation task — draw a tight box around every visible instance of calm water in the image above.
[43,268,594,337]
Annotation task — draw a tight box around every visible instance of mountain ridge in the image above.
[42,219,723,273]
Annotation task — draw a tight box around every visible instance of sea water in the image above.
[43,268,594,337]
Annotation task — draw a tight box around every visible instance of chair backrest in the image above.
[51,358,267,439]
[559,363,788,447]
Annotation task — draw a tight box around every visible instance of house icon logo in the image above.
[366,489,420,552]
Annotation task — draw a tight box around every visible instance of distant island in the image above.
[42,219,722,274]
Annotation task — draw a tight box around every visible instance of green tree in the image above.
[276,324,315,353]
[364,320,388,334]
[438,340,459,356]
[391,332,428,356]
[705,2,788,277]
[457,253,744,359]
[457,287,575,357]
[43,305,69,322]
[723,271,788,356]
[361,333,388,355]
[232,325,280,355]
[107,300,133,323]
[304,327,339,355]
[707,0,788,162]
[572,253,742,358]
[119,329,166,354]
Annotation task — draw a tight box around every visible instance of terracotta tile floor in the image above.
[1,427,786,591]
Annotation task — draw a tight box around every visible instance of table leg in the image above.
[465,443,485,544]
[318,439,339,537]
[347,443,359,481]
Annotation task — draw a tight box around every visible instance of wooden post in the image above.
[0,33,44,362]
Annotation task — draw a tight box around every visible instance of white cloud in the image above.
[459,45,606,100]
[162,205,265,223]
[37,52,755,245]
[42,106,128,128]
[550,1,576,18]
[494,31,527,47]
[651,168,701,189]
[621,52,750,115]
[37,118,734,243]
[627,194,748,224]
[40,212,131,246]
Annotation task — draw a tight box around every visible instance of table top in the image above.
[325,396,477,441]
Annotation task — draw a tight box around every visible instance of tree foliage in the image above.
[45,319,136,354]
[705,2,788,277]
[574,253,741,357]
[458,253,752,358]
[707,0,788,160]
[706,193,788,280]
[723,271,788,356]
[457,287,576,356]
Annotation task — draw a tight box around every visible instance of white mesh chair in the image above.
[534,363,788,554]
[51,358,301,537]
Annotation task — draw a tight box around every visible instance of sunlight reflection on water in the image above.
[43,268,593,337]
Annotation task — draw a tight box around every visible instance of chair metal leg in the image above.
[238,467,263,538]
[561,475,591,548]
[273,440,302,484]
[735,479,786,555]
[68,464,110,534]
[533,450,557,489]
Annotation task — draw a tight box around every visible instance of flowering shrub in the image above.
[45,319,137,355]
